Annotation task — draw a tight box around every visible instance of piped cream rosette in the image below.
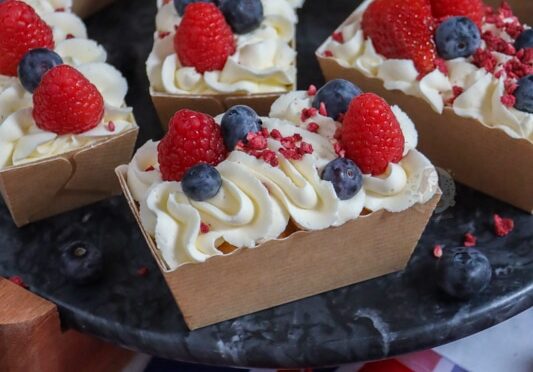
[126,92,438,269]
[318,0,533,141]
[147,0,299,95]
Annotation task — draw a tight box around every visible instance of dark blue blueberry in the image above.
[321,158,363,200]
[221,105,262,151]
[18,48,63,93]
[514,29,533,51]
[514,75,533,113]
[182,164,222,201]
[173,0,216,16]
[218,0,263,34]
[436,247,492,299]
[435,17,481,60]
[60,241,103,285]
[312,79,362,121]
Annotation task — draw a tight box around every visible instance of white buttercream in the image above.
[147,0,300,95]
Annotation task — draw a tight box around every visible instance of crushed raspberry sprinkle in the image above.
[446,86,465,105]
[301,107,318,122]
[464,232,477,247]
[9,276,27,288]
[334,142,345,158]
[332,31,344,43]
[278,132,313,161]
[107,121,116,132]
[435,58,449,75]
[307,85,317,96]
[482,31,515,56]
[472,49,498,73]
[493,214,514,237]
[324,50,333,57]
[501,94,516,107]
[319,102,328,116]
[136,266,149,277]
[307,122,319,133]
[236,129,279,167]
[270,128,282,140]
[200,222,210,234]
[66,33,75,39]
[158,31,170,39]
[145,165,155,172]
[433,244,443,258]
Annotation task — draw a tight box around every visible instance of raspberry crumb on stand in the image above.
[493,214,514,237]
[464,232,477,247]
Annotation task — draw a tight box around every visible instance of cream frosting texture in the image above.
[147,0,301,95]
[318,0,533,141]
[0,0,135,169]
[127,91,438,270]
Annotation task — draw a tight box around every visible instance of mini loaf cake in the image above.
[318,0,532,141]
[125,80,439,269]
[147,0,302,96]
[0,0,136,169]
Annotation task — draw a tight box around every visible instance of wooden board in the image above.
[0,278,133,372]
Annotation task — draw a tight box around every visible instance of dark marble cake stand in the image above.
[0,0,532,369]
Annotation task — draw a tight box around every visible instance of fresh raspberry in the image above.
[362,0,437,75]
[158,109,227,181]
[175,3,236,73]
[341,93,405,176]
[430,0,485,28]
[33,65,104,135]
[0,0,54,76]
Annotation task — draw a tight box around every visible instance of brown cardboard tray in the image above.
[116,165,440,330]
[72,0,116,18]
[0,127,138,227]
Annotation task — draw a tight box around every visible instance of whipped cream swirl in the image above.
[318,0,533,141]
[147,0,300,95]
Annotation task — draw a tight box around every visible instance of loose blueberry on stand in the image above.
[312,79,362,121]
[436,247,492,299]
[221,105,262,150]
[182,163,222,201]
[60,241,103,285]
[514,29,533,51]
[18,48,63,93]
[514,75,533,113]
[218,0,263,34]
[174,0,216,16]
[435,16,481,60]
[321,158,363,200]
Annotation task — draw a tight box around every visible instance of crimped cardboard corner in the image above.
[116,166,441,330]
[151,90,284,130]
[0,127,139,227]
[315,12,533,213]
[71,0,116,18]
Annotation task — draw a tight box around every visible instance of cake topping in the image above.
[181,163,222,201]
[0,0,54,76]
[18,48,63,93]
[463,232,477,247]
[32,65,105,135]
[312,79,361,121]
[321,158,363,201]
[515,29,533,51]
[175,3,236,73]
[218,0,264,35]
[341,93,405,176]
[430,0,484,28]
[158,109,227,181]
[173,0,216,16]
[435,17,481,60]
[362,0,437,75]
[513,75,533,113]
[493,214,514,237]
[221,105,262,151]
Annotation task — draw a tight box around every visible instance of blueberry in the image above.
[173,0,216,16]
[435,17,481,60]
[221,105,262,151]
[436,247,492,299]
[312,79,362,121]
[514,75,533,113]
[18,48,63,93]
[182,164,222,201]
[218,0,263,34]
[60,241,103,285]
[321,158,363,200]
[515,29,533,51]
